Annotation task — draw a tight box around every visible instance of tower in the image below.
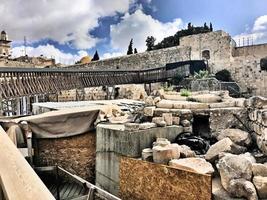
[0,30,12,57]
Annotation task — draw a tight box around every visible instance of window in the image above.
[202,50,210,60]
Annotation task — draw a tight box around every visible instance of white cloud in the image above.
[110,9,183,52]
[234,15,267,45]
[0,0,133,49]
[12,45,87,64]
[102,52,123,59]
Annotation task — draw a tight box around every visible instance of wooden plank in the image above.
[0,127,55,200]
[120,157,212,200]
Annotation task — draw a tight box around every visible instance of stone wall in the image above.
[34,132,96,182]
[73,46,191,70]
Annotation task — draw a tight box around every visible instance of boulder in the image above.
[217,153,257,200]
[252,163,267,177]
[205,138,247,162]
[217,128,251,146]
[142,148,153,162]
[145,96,155,106]
[152,144,180,164]
[162,113,173,126]
[253,176,267,199]
[139,122,157,130]
[169,158,214,174]
[179,145,196,158]
[143,106,156,117]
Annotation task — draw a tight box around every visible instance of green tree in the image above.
[146,36,156,51]
[210,23,213,31]
[127,39,133,55]
[134,48,138,54]
[92,50,100,61]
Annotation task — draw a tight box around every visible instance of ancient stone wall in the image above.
[74,46,191,70]
[34,132,96,182]
[233,44,267,57]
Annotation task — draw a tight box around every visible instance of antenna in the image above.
[24,36,27,56]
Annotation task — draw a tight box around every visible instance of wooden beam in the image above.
[0,127,55,200]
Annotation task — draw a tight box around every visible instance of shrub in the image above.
[215,69,233,82]
[193,70,210,79]
[180,89,191,97]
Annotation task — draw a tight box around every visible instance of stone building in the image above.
[75,30,267,97]
[0,30,11,57]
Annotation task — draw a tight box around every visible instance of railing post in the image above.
[55,165,60,200]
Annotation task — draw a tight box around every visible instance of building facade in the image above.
[0,31,11,57]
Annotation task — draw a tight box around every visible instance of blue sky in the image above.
[2,0,267,64]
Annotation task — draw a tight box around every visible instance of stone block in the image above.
[205,138,246,162]
[152,144,180,164]
[154,108,171,117]
[162,113,173,126]
[217,128,251,146]
[145,96,155,106]
[252,163,267,177]
[139,122,157,130]
[172,117,180,125]
[169,158,214,174]
[124,123,140,131]
[235,98,246,107]
[143,106,156,117]
[183,126,193,133]
[209,101,236,109]
[156,99,173,109]
[179,145,196,158]
[142,148,153,162]
[253,176,267,199]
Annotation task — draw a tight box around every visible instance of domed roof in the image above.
[80,56,91,64]
[1,30,6,35]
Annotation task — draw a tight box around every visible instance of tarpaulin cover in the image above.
[9,105,120,138]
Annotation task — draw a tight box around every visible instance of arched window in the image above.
[202,50,210,60]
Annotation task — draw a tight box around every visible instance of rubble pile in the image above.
[134,90,267,200]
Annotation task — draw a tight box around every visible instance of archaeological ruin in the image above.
[0,29,266,200]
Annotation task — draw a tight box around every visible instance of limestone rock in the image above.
[252,163,267,177]
[179,145,196,158]
[217,128,251,146]
[209,101,236,108]
[183,126,193,133]
[143,106,156,117]
[142,148,153,162]
[217,153,257,200]
[253,176,267,199]
[172,117,180,125]
[228,179,258,200]
[153,96,161,104]
[205,138,247,162]
[145,96,155,106]
[153,138,170,147]
[156,99,173,109]
[153,108,171,117]
[246,96,267,109]
[173,101,209,109]
[162,113,173,126]
[152,117,166,127]
[181,119,191,127]
[169,158,214,174]
[124,123,139,131]
[235,98,246,107]
[139,122,157,130]
[152,144,180,164]
[190,94,222,103]
[212,177,246,200]
[256,131,267,155]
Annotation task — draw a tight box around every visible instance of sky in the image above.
[1,0,267,64]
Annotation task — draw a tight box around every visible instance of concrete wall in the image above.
[96,124,184,196]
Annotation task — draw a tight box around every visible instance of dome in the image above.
[1,30,6,35]
[80,56,91,64]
